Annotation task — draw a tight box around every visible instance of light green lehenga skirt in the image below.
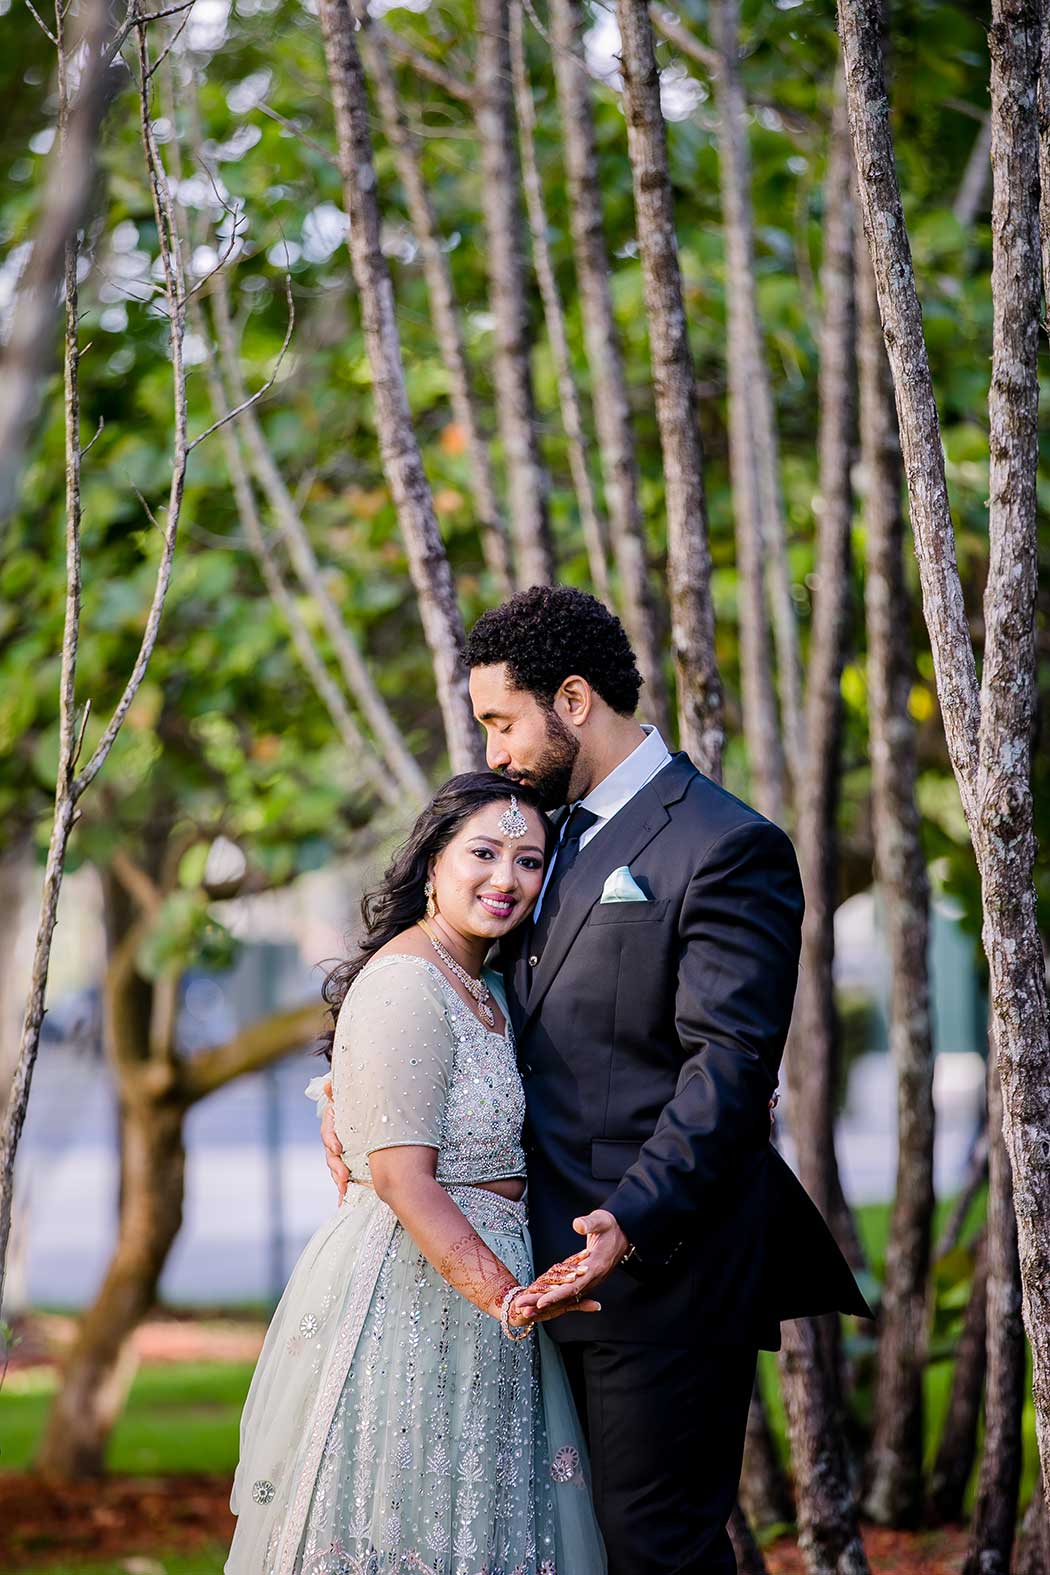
[226,1183,606,1575]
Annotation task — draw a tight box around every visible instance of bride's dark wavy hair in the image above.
[319,772,554,1059]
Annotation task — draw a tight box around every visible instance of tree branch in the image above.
[376,22,474,104]
[651,4,721,75]
[182,1002,324,1103]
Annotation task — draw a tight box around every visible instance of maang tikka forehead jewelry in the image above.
[497,794,529,840]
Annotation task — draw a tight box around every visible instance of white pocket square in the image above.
[599,865,650,903]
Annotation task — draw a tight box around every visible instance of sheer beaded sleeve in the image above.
[331,955,455,1176]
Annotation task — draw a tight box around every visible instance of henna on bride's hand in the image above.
[524,1250,590,1295]
[437,1230,517,1310]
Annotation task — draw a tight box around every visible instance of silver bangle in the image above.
[499,1283,532,1341]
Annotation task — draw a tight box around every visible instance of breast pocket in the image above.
[586,899,671,927]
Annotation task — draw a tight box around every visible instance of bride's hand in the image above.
[320,1083,350,1201]
[510,1250,600,1325]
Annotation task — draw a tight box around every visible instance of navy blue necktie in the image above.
[528,805,599,964]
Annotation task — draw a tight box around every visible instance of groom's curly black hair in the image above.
[463,585,643,716]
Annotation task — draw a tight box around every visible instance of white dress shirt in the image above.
[533,725,672,921]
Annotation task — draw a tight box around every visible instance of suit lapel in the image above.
[520,755,696,1035]
[502,805,566,1041]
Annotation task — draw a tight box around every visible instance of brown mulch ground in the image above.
[766,1525,969,1573]
[3,1316,970,1572]
[0,1471,971,1573]
[0,1473,235,1568]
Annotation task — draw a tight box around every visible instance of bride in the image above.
[226,773,607,1575]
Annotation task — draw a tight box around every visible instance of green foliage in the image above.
[1,0,1046,955]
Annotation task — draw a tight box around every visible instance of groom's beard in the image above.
[510,709,579,810]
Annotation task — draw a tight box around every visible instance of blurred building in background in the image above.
[7,864,986,1312]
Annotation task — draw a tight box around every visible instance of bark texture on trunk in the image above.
[509,2,610,601]
[787,81,856,1227]
[857,168,935,1530]
[548,0,670,737]
[318,0,484,774]
[616,0,723,777]
[359,14,512,596]
[37,1095,186,1475]
[840,0,1050,1493]
[475,0,554,590]
[779,1316,870,1575]
[963,1049,1026,1575]
[1014,1471,1050,1575]
[928,1227,988,1526]
[1040,0,1050,302]
[981,0,1050,1505]
[775,82,869,1575]
[711,0,787,822]
[741,1376,795,1531]
[0,0,118,525]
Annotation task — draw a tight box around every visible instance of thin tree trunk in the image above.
[779,1317,870,1575]
[357,13,513,596]
[616,0,724,777]
[936,1121,989,1258]
[928,1227,988,1526]
[547,0,671,736]
[963,1047,1026,1575]
[776,80,870,1575]
[954,114,993,228]
[37,867,320,1476]
[0,0,119,525]
[37,1095,186,1475]
[1040,0,1050,304]
[164,81,410,813]
[787,77,856,1229]
[710,0,802,808]
[509,3,611,602]
[475,0,554,589]
[857,128,935,1527]
[318,0,484,774]
[840,0,1050,1496]
[1,19,193,1309]
[741,1375,795,1531]
[208,270,429,804]
[1014,1471,1050,1575]
[710,0,787,822]
[198,309,400,810]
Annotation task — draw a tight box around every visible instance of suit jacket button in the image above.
[528,954,539,967]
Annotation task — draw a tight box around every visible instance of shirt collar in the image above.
[575,725,671,825]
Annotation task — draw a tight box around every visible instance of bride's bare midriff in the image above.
[472,1178,526,1201]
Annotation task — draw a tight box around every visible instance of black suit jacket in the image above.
[502,753,870,1350]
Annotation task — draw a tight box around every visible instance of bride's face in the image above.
[429,803,547,942]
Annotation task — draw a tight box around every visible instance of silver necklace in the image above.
[418,920,495,1026]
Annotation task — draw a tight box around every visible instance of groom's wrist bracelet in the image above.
[619,1240,637,1267]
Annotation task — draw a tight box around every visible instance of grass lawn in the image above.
[1,1193,1040,1573]
[5,1552,229,1575]
[1,1361,255,1476]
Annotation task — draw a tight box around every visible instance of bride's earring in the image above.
[424,878,437,919]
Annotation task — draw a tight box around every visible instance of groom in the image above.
[327,586,869,1574]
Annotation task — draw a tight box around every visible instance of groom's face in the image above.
[469,664,580,811]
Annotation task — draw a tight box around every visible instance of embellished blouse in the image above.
[328,953,527,1189]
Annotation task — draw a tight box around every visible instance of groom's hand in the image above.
[320,1082,350,1202]
[532,1209,628,1311]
